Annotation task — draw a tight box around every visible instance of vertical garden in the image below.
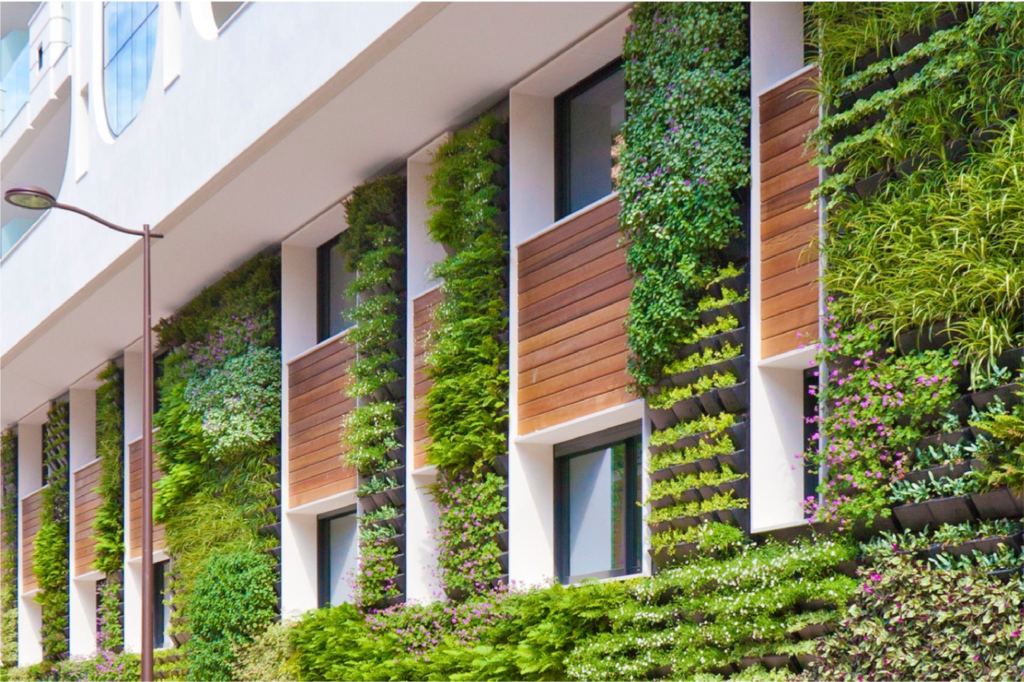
[1,430,18,671]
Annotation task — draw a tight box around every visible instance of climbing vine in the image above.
[37,402,70,663]
[334,174,408,608]
[425,114,510,597]
[619,2,751,388]
[92,362,124,650]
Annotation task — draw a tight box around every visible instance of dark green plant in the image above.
[806,555,1023,681]
[619,2,750,388]
[188,551,278,682]
[92,362,125,651]
[36,402,70,663]
[1,429,18,668]
[970,387,1024,495]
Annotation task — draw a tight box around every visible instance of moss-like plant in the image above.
[650,412,736,449]
[648,371,738,411]
[619,2,751,388]
[37,402,70,663]
[1,429,18,668]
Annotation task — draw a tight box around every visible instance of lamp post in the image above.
[5,185,162,682]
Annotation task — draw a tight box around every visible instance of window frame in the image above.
[317,505,358,608]
[554,421,642,584]
[316,234,358,343]
[553,57,624,221]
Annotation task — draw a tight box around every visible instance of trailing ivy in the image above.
[91,362,124,651]
[1,429,18,669]
[424,114,510,598]
[152,253,281,678]
[37,402,70,663]
[333,175,408,608]
[619,2,751,388]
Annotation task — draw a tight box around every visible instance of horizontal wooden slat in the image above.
[762,282,818,320]
[289,343,355,387]
[520,214,620,278]
[519,388,632,436]
[761,97,818,142]
[291,477,357,509]
[760,124,814,165]
[520,280,631,342]
[762,322,819,359]
[519,249,625,311]
[128,439,165,559]
[759,67,817,123]
[519,198,619,262]
[412,290,441,470]
[761,304,818,339]
[519,232,622,294]
[21,490,44,592]
[520,317,626,375]
[520,336,628,389]
[520,299,628,360]
[763,243,818,280]
[763,262,819,301]
[762,162,818,201]
[519,352,629,405]
[762,143,817,184]
[761,220,817,261]
[762,204,818,241]
[761,179,817,222]
[519,369,630,420]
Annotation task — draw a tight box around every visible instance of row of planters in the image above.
[645,268,752,567]
[423,114,511,600]
[336,175,410,609]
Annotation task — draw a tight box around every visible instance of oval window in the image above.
[103,2,158,136]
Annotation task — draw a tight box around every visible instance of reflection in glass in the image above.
[103,2,158,136]
[327,514,358,606]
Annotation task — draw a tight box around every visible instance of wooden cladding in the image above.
[518,197,632,435]
[128,438,165,559]
[73,459,104,576]
[287,336,356,508]
[21,489,43,593]
[760,67,820,359]
[412,289,442,470]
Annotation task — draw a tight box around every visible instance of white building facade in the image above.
[1,1,816,665]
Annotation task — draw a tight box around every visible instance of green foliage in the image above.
[661,343,742,377]
[649,371,738,410]
[648,433,736,473]
[646,467,745,505]
[151,253,281,676]
[36,403,70,663]
[648,489,748,525]
[649,521,745,555]
[807,555,1023,681]
[91,363,125,652]
[289,537,853,682]
[970,386,1024,494]
[650,412,736,448]
[188,551,278,682]
[232,621,296,682]
[619,2,750,387]
[1,430,18,668]
[5,651,139,682]
[424,115,509,472]
[809,2,1024,376]
[431,473,507,595]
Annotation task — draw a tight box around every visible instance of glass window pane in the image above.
[132,0,147,33]
[328,515,358,606]
[104,62,118,134]
[116,50,131,134]
[566,68,625,214]
[131,29,147,122]
[327,248,357,338]
[115,2,132,53]
[146,9,158,79]
[567,446,625,577]
[104,3,117,65]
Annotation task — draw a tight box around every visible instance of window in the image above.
[803,368,820,512]
[212,2,245,29]
[103,2,158,136]
[316,235,358,342]
[555,423,642,584]
[318,508,358,607]
[153,560,171,649]
[554,60,625,219]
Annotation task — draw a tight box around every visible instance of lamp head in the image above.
[4,185,57,210]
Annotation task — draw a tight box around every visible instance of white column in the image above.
[122,351,142,653]
[69,388,98,656]
[748,2,810,531]
[17,421,44,666]
[280,244,320,618]
[508,91,557,587]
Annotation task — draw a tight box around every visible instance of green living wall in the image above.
[423,114,511,598]
[333,174,409,608]
[1,430,18,670]
[152,252,282,681]
[93,363,125,652]
[36,403,70,665]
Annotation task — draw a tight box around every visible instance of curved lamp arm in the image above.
[51,201,163,238]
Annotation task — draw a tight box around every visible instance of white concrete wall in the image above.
[748,2,813,532]
[68,388,98,656]
[17,420,44,666]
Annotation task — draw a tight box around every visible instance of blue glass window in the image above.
[103,2,158,136]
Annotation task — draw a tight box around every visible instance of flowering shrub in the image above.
[356,525,401,607]
[431,472,507,596]
[801,309,961,528]
[807,555,1024,681]
[619,1,750,387]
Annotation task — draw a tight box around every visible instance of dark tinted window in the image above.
[317,235,358,342]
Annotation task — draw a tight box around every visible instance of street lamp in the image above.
[5,185,162,682]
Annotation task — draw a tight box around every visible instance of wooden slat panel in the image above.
[74,460,104,576]
[761,69,820,361]
[413,289,443,471]
[762,321,819,358]
[129,439,165,559]
[21,491,44,593]
[518,198,631,435]
[288,336,357,509]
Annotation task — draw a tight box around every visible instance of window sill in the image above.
[286,326,355,366]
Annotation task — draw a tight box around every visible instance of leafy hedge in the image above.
[619,2,751,388]
[334,175,408,608]
[1,429,18,669]
[37,403,70,663]
[152,253,281,678]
